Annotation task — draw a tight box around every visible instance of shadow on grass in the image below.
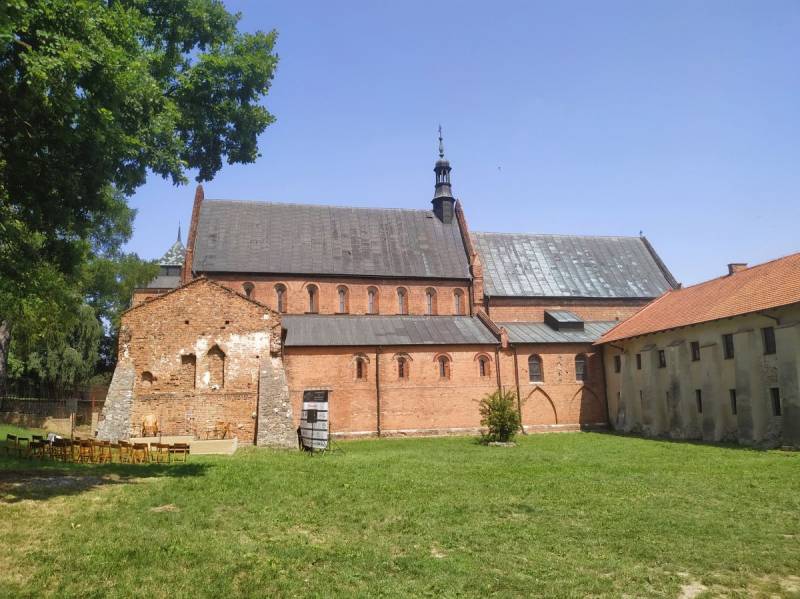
[591,428,793,453]
[0,456,210,503]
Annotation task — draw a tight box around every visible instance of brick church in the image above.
[98,135,677,447]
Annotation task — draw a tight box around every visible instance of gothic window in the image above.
[275,284,287,313]
[397,287,408,315]
[453,289,464,315]
[207,345,226,389]
[337,286,349,313]
[477,355,491,378]
[575,354,587,382]
[367,287,379,314]
[437,355,451,379]
[242,282,254,299]
[307,284,319,313]
[528,355,543,383]
[425,288,437,315]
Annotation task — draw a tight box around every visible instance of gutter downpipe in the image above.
[494,345,502,391]
[375,346,382,437]
[599,343,612,430]
[512,344,526,434]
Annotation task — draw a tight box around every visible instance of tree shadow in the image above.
[0,456,211,503]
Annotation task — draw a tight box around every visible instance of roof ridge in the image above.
[595,289,675,343]
[656,250,800,295]
[473,230,644,240]
[204,198,433,214]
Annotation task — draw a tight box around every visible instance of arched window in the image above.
[398,357,408,379]
[397,287,408,315]
[355,357,366,380]
[140,371,154,388]
[437,355,451,379]
[575,354,587,382]
[453,289,464,315]
[274,284,287,313]
[207,345,225,389]
[307,284,319,313]
[337,286,349,313]
[425,288,437,315]
[242,282,254,299]
[477,355,491,378]
[367,287,379,314]
[528,355,543,383]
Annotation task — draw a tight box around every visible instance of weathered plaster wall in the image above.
[602,304,800,447]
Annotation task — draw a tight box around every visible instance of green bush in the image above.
[479,389,521,443]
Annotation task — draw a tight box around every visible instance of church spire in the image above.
[432,126,455,223]
[177,222,182,244]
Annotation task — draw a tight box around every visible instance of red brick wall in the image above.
[496,344,607,429]
[487,297,647,323]
[207,274,471,316]
[285,342,607,437]
[119,279,279,443]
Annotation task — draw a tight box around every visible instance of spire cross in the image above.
[438,125,444,158]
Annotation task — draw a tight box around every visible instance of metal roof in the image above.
[145,274,181,289]
[283,315,498,347]
[472,232,674,299]
[193,200,471,280]
[544,310,583,324]
[500,321,617,344]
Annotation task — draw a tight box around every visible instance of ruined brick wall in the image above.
[208,274,471,316]
[98,278,290,445]
[486,297,649,323]
[284,342,606,437]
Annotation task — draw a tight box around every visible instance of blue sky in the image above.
[126,0,800,286]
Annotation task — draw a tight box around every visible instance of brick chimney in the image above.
[727,263,747,276]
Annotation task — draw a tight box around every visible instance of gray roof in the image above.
[544,310,583,324]
[473,232,675,299]
[146,274,181,289]
[500,321,617,344]
[283,315,498,347]
[193,200,470,280]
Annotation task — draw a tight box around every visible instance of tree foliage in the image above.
[0,0,278,391]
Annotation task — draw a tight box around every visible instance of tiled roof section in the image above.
[598,252,800,343]
[282,315,498,347]
[500,321,617,344]
[193,200,471,279]
[159,239,186,266]
[544,310,583,324]
[145,275,181,289]
[472,232,675,298]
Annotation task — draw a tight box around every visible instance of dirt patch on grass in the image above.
[150,503,180,513]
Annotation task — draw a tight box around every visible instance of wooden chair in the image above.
[110,443,120,463]
[4,434,18,456]
[52,438,70,462]
[154,443,171,464]
[95,440,112,464]
[169,443,190,463]
[78,440,94,464]
[141,414,159,437]
[131,443,150,464]
[118,441,132,464]
[28,440,46,459]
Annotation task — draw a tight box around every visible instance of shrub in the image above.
[479,389,521,443]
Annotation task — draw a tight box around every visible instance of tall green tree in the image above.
[0,0,279,391]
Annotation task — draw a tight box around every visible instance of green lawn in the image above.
[1,426,799,598]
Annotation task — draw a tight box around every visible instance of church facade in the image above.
[98,138,677,446]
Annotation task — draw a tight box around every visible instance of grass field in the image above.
[1,424,799,598]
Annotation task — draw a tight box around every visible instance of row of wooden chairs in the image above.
[4,434,189,464]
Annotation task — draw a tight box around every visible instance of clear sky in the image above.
[125,0,800,286]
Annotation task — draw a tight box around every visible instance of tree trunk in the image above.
[0,320,11,396]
